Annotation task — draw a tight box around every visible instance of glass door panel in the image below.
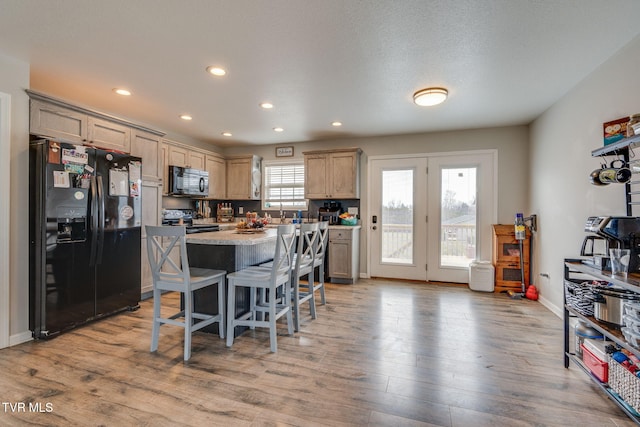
[381,169,413,264]
[440,167,477,268]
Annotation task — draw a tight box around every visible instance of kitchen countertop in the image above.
[186,228,277,245]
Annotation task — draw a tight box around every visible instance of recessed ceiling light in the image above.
[260,102,274,109]
[331,121,343,127]
[180,114,193,121]
[413,87,448,106]
[222,132,232,137]
[113,88,131,96]
[206,66,226,76]
[273,127,284,132]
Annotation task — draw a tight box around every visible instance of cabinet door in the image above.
[206,154,226,199]
[188,151,206,170]
[130,130,161,181]
[330,151,359,198]
[168,145,188,167]
[140,181,162,294]
[30,99,87,143]
[161,143,169,195]
[305,154,329,198]
[86,116,131,152]
[226,158,251,199]
[328,240,352,278]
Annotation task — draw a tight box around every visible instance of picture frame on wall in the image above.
[275,146,294,157]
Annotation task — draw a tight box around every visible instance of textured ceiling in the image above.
[1,0,640,147]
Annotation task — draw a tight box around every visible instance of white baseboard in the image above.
[9,331,33,347]
[538,295,562,319]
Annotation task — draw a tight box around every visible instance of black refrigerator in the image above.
[29,139,142,339]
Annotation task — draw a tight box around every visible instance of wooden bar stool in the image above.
[145,225,226,361]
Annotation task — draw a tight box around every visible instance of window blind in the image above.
[262,162,307,210]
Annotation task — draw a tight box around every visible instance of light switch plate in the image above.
[238,207,244,214]
[348,207,359,215]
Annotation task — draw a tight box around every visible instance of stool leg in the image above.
[226,280,236,348]
[151,287,161,353]
[184,289,193,361]
[308,268,317,320]
[218,277,225,339]
[293,275,300,332]
[269,286,277,352]
[318,265,326,305]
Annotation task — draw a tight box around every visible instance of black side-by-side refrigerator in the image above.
[29,139,142,339]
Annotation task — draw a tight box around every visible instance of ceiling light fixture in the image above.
[113,88,131,96]
[206,66,226,76]
[221,132,232,137]
[179,114,193,121]
[413,87,448,106]
[260,102,274,109]
[331,121,343,127]
[273,127,284,132]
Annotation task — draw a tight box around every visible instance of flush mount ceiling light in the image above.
[179,114,193,121]
[113,88,131,96]
[221,132,232,137]
[206,66,226,76]
[273,127,284,132]
[413,87,448,106]
[260,102,274,109]
[331,121,343,127]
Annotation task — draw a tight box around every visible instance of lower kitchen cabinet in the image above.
[564,259,640,424]
[327,226,360,284]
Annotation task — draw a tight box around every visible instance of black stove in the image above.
[162,209,219,234]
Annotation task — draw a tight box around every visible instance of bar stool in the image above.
[145,225,226,361]
[225,224,297,352]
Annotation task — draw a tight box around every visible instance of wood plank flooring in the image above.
[0,279,635,426]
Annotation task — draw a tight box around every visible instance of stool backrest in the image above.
[296,222,319,271]
[271,224,297,281]
[145,225,190,286]
[314,221,329,265]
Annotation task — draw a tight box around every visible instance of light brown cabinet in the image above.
[29,97,132,152]
[130,130,162,182]
[492,224,530,293]
[304,148,361,199]
[328,227,360,284]
[206,153,226,199]
[140,181,163,294]
[226,155,261,200]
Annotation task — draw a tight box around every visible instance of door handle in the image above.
[372,226,377,231]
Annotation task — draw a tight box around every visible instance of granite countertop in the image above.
[186,228,277,245]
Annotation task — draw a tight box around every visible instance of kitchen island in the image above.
[186,228,278,334]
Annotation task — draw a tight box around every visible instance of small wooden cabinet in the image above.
[226,155,261,200]
[304,148,361,199]
[328,226,360,284]
[131,129,162,182]
[206,153,226,199]
[165,143,206,169]
[492,224,530,293]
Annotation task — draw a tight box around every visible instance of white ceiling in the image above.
[1,0,640,147]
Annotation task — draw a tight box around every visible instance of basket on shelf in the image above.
[609,356,640,414]
[564,279,602,316]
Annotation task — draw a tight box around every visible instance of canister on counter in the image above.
[628,114,640,137]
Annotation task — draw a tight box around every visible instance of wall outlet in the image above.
[238,207,244,215]
[348,207,359,216]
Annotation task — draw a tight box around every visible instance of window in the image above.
[262,161,307,210]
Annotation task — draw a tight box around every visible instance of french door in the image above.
[369,151,496,283]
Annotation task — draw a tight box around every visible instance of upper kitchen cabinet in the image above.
[165,142,206,170]
[28,90,164,154]
[226,155,262,200]
[206,153,226,199]
[304,148,361,199]
[130,130,163,182]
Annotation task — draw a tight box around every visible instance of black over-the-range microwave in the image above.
[168,166,209,197]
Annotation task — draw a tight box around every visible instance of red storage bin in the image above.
[581,343,608,382]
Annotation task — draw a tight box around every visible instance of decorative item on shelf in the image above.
[604,117,630,146]
[590,159,631,185]
[627,114,640,137]
[339,212,358,226]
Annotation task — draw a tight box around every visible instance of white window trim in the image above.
[261,159,308,211]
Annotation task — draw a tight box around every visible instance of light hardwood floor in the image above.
[0,279,635,426]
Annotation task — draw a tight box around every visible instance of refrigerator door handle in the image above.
[96,175,106,264]
[89,176,99,266]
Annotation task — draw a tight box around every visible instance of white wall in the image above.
[0,53,31,344]
[530,34,640,315]
[225,125,530,276]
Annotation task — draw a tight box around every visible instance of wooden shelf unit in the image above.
[491,224,530,293]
